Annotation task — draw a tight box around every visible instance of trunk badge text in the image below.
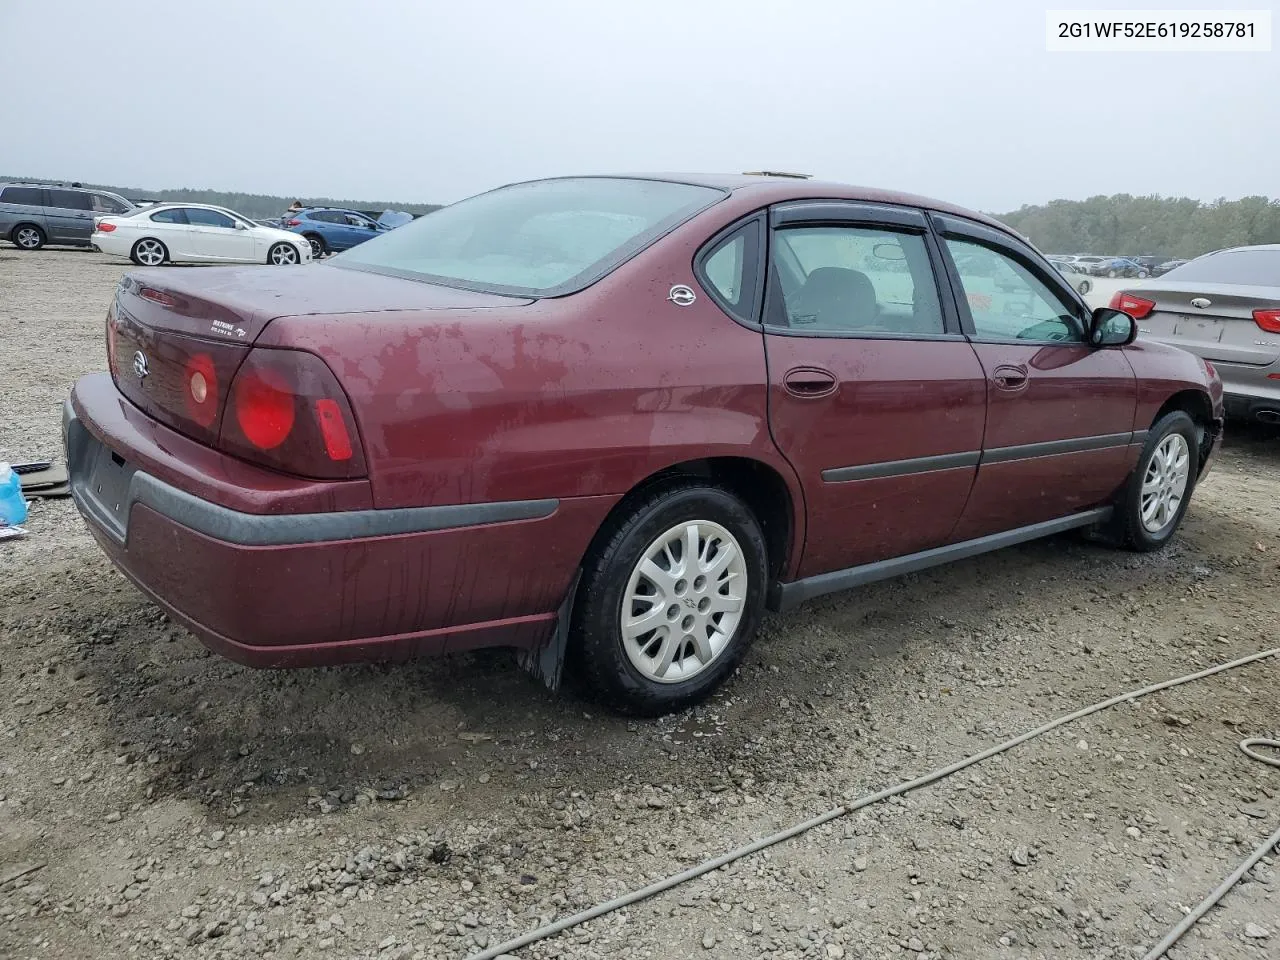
[667,285,697,307]
[132,351,149,380]
[1190,297,1212,309]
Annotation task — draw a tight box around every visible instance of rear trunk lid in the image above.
[1132,281,1280,366]
[108,264,530,448]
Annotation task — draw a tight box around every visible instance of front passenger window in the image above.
[769,226,944,336]
[945,239,1084,342]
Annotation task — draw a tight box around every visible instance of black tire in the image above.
[1107,269,1118,278]
[11,223,46,250]
[1112,411,1200,551]
[130,238,168,266]
[1078,279,1092,295]
[304,233,326,258]
[570,483,768,716]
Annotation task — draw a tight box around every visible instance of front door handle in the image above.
[992,364,1028,391]
[782,366,838,398]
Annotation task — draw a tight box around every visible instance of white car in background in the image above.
[92,203,312,266]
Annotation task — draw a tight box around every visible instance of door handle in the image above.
[782,366,838,398]
[991,364,1028,391]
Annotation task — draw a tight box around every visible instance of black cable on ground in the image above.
[468,647,1279,960]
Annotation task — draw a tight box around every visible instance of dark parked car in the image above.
[280,207,400,258]
[1095,257,1150,279]
[1111,244,1280,423]
[0,181,135,250]
[65,174,1223,715]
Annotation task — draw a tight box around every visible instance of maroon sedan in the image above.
[66,174,1223,715]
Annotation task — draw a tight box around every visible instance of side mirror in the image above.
[1089,307,1137,347]
[234,222,248,230]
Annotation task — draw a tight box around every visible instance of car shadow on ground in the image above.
[57,470,1273,830]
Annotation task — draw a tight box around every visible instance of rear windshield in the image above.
[331,177,726,297]
[1164,249,1280,285]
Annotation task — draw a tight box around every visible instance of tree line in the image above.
[2,175,443,219]
[994,194,1280,259]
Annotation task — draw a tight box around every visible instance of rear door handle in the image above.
[992,364,1028,391]
[782,366,838,398]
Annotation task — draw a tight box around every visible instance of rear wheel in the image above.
[304,233,326,258]
[1078,278,1092,295]
[1137,270,1149,279]
[1107,269,1118,278]
[1114,411,1199,551]
[571,484,768,716]
[268,242,300,265]
[130,238,168,266]
[12,224,45,250]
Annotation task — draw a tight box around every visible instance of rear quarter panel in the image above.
[257,199,809,574]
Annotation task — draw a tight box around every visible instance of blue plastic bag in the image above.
[0,463,29,526]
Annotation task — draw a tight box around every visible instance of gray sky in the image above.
[1,0,1276,211]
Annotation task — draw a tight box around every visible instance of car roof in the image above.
[518,173,1015,235]
[1204,243,1280,253]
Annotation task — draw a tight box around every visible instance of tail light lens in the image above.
[286,219,302,227]
[1253,309,1280,333]
[184,353,219,428]
[97,222,117,233]
[1109,292,1156,319]
[220,348,365,480]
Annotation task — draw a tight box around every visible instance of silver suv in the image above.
[0,181,136,250]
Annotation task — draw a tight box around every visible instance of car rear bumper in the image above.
[65,374,614,668]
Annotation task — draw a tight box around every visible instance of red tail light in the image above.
[1254,309,1280,333]
[97,222,117,233]
[220,348,365,480]
[286,219,302,227]
[140,286,178,306]
[1108,292,1156,319]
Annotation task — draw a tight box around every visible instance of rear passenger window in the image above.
[697,220,762,324]
[769,226,944,336]
[150,208,188,224]
[48,189,92,210]
[1,187,44,205]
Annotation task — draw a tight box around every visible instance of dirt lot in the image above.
[1,248,1278,960]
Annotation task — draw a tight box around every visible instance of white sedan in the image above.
[92,203,312,266]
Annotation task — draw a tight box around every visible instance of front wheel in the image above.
[1115,411,1199,551]
[1137,270,1149,278]
[1078,278,1092,295]
[1107,269,1118,278]
[570,484,768,716]
[268,242,300,265]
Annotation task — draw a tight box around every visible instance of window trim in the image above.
[930,212,1091,345]
[760,204,965,342]
[692,214,766,328]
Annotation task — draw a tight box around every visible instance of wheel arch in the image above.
[1152,388,1216,466]
[9,221,45,245]
[519,455,803,692]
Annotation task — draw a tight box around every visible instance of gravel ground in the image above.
[1,247,1278,960]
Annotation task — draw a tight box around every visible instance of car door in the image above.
[931,214,1139,540]
[184,208,256,261]
[339,212,377,250]
[760,202,988,579]
[144,207,194,258]
[44,188,95,243]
